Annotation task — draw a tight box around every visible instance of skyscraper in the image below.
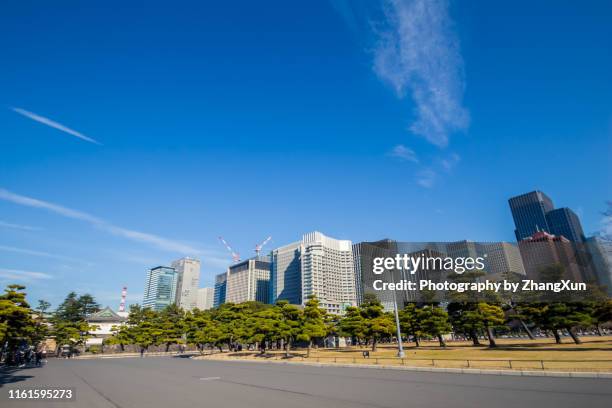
[508,191,554,241]
[508,190,586,243]
[143,266,178,311]
[225,256,271,304]
[196,287,214,310]
[271,241,302,305]
[172,257,200,311]
[271,231,356,315]
[546,208,586,243]
[213,272,227,308]
[518,231,583,282]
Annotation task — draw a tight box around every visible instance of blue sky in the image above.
[1,0,610,309]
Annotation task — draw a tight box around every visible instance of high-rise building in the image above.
[213,272,227,308]
[143,266,178,311]
[585,236,612,296]
[509,191,554,241]
[172,257,201,311]
[271,241,302,305]
[271,232,356,315]
[353,239,398,310]
[196,287,214,310]
[447,240,525,279]
[301,232,356,315]
[518,231,583,282]
[546,208,586,243]
[508,190,585,243]
[225,256,271,304]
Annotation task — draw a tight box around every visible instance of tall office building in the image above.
[196,287,214,310]
[546,208,586,243]
[143,266,178,311]
[301,232,356,315]
[225,256,271,304]
[353,239,398,310]
[172,257,201,311]
[272,232,356,315]
[213,272,227,308]
[447,241,525,278]
[518,231,583,282]
[509,191,554,241]
[585,236,612,296]
[509,190,585,243]
[271,241,302,305]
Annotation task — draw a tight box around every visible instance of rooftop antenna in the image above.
[218,236,241,263]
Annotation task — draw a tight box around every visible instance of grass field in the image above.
[197,336,612,372]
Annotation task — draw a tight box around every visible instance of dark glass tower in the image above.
[546,207,586,243]
[508,191,554,241]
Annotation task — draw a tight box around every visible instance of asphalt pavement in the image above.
[1,356,611,408]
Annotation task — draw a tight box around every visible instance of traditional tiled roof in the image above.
[86,306,127,322]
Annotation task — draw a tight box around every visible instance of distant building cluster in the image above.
[141,190,611,314]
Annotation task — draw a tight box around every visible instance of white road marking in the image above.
[199,377,221,381]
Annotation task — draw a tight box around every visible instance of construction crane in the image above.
[255,236,272,257]
[218,236,241,263]
[119,286,127,312]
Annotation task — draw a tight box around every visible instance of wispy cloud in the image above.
[0,268,52,281]
[416,169,436,188]
[601,201,612,240]
[373,0,469,147]
[0,220,42,231]
[11,107,101,145]
[440,152,461,171]
[0,245,85,263]
[0,188,201,255]
[389,144,419,162]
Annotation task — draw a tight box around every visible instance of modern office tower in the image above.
[143,266,178,311]
[509,191,554,241]
[509,190,586,243]
[271,231,356,314]
[586,236,612,295]
[271,241,302,305]
[518,231,583,282]
[225,256,271,304]
[213,272,227,308]
[480,242,526,279]
[171,257,201,311]
[546,208,586,243]
[301,231,356,315]
[353,239,398,311]
[196,287,214,310]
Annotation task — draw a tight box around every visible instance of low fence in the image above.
[202,353,612,372]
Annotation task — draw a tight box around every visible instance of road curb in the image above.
[193,357,612,379]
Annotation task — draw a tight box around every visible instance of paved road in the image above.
[1,357,611,408]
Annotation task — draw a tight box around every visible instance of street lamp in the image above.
[390,267,405,358]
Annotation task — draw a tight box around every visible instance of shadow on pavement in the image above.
[0,366,35,387]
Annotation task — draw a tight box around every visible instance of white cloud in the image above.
[389,144,419,162]
[0,188,202,256]
[0,268,52,281]
[0,220,42,231]
[416,169,436,188]
[440,152,461,171]
[0,245,87,263]
[373,0,469,147]
[12,107,101,145]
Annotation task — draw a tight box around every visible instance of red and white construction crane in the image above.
[119,286,127,312]
[254,236,272,257]
[218,236,241,263]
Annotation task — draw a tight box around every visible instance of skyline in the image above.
[1,0,611,308]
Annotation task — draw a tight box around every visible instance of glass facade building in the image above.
[143,266,178,311]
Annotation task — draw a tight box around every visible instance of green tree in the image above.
[360,294,395,352]
[337,306,367,346]
[298,296,327,357]
[418,305,452,347]
[0,285,43,359]
[36,299,51,318]
[399,304,423,347]
[276,301,302,357]
[158,304,186,352]
[475,302,506,347]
